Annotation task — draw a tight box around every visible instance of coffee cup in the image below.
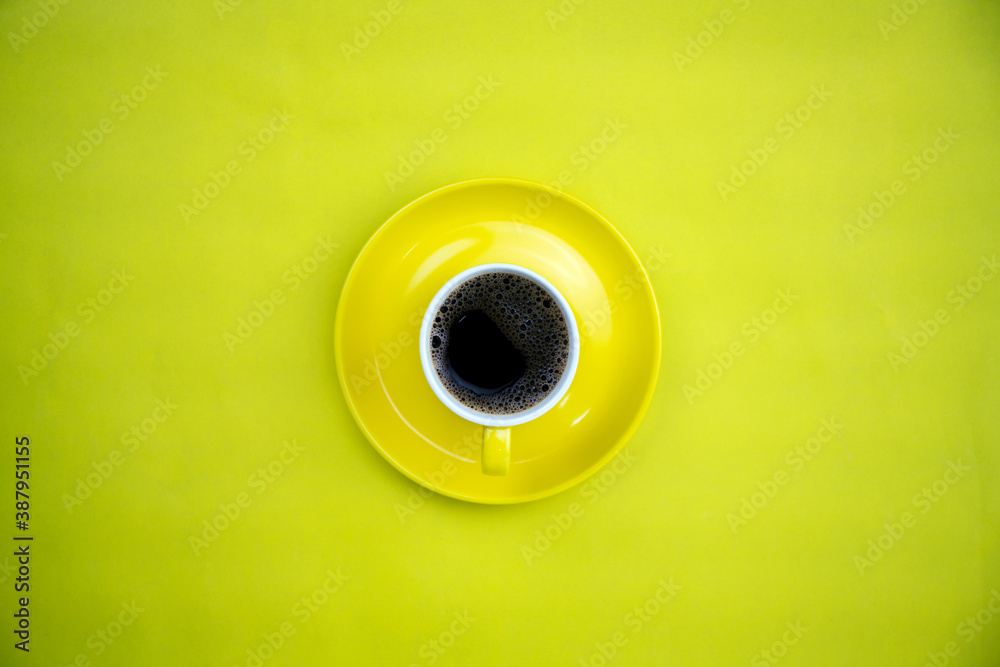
[418,263,580,476]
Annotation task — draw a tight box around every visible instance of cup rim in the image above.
[418,263,580,428]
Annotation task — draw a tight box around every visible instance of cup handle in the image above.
[482,427,510,476]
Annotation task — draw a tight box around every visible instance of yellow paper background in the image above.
[0,0,998,665]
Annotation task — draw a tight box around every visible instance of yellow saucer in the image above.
[334,178,660,503]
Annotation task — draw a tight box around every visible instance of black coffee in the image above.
[429,272,570,415]
[447,310,525,394]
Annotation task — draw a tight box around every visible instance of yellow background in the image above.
[1,0,998,665]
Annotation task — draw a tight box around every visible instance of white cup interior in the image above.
[418,263,580,428]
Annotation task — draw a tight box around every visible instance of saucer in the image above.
[334,178,660,504]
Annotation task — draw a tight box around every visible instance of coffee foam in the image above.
[429,272,569,415]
